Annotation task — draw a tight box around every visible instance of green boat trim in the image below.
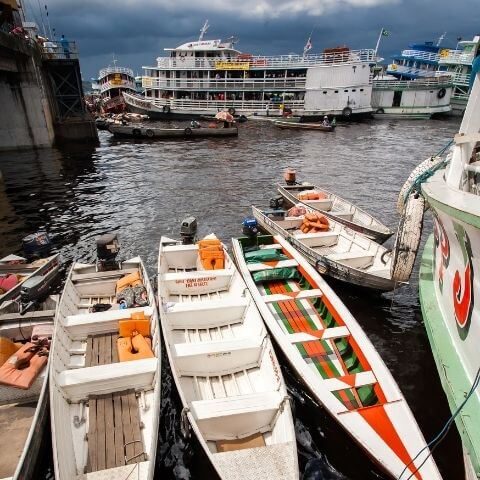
[419,235,480,476]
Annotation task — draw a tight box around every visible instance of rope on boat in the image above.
[398,364,480,480]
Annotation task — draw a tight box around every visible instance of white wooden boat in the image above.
[157,236,298,480]
[232,234,442,480]
[109,124,239,139]
[277,183,393,243]
[0,294,57,480]
[251,200,423,291]
[50,257,161,480]
[272,120,335,131]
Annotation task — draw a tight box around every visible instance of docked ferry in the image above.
[438,35,480,115]
[124,28,376,119]
[98,64,136,114]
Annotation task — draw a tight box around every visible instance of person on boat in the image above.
[190,119,200,128]
[322,115,330,127]
[331,117,337,127]
[60,34,70,59]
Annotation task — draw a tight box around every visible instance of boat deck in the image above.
[85,333,120,367]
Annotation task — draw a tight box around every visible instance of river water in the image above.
[0,117,464,479]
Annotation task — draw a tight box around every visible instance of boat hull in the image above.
[109,124,238,139]
[273,121,334,131]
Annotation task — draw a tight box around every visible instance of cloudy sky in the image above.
[23,0,480,79]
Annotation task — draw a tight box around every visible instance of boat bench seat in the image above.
[247,259,298,272]
[323,371,376,392]
[64,306,153,340]
[162,243,199,270]
[57,358,157,402]
[301,199,333,209]
[327,252,375,269]
[329,210,354,220]
[263,289,323,303]
[173,335,265,376]
[258,244,283,250]
[164,298,249,330]
[160,270,233,295]
[287,326,350,343]
[294,232,339,247]
[190,390,283,440]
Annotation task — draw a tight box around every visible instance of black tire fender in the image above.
[145,129,154,138]
[132,128,142,137]
[342,107,353,117]
[184,127,193,136]
[437,88,446,99]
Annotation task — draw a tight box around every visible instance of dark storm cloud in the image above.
[26,0,480,78]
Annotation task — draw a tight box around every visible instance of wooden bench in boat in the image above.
[294,232,339,247]
[87,389,146,473]
[326,252,374,269]
[71,268,138,283]
[165,298,249,329]
[190,391,284,440]
[160,270,233,295]
[246,259,298,272]
[173,336,265,376]
[322,371,377,392]
[58,358,157,402]
[85,332,119,367]
[262,289,323,303]
[64,306,153,339]
[329,210,354,220]
[286,326,350,343]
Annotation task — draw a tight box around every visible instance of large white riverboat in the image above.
[124,26,376,120]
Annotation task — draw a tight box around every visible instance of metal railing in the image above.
[100,79,136,93]
[41,41,78,60]
[386,64,440,78]
[153,49,376,70]
[438,50,476,65]
[142,77,307,90]
[399,49,440,63]
[448,72,471,86]
[99,66,134,79]
[373,77,453,90]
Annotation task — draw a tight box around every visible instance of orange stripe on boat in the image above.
[358,405,422,480]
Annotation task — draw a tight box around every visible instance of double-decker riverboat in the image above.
[98,63,136,114]
[124,25,375,120]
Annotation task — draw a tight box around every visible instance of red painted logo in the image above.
[433,214,450,293]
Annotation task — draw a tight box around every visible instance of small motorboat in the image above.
[157,218,298,480]
[232,232,442,480]
[277,174,393,243]
[273,119,335,131]
[109,124,239,139]
[50,234,161,480]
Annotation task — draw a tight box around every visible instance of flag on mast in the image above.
[381,28,390,36]
[303,37,312,56]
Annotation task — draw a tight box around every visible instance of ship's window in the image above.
[352,89,356,92]
[430,91,434,93]
[335,90,339,93]
[344,89,348,92]
[323,91,327,94]
[360,88,364,92]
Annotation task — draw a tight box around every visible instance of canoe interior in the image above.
[51,258,160,480]
[158,239,297,480]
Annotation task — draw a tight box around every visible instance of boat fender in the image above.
[145,129,155,138]
[180,407,191,440]
[132,128,142,137]
[228,107,236,116]
[437,88,446,99]
[380,249,392,265]
[342,107,352,117]
[184,127,193,136]
[162,105,171,114]
[315,259,329,275]
[375,108,385,114]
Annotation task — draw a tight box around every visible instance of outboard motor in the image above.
[180,216,197,245]
[284,168,297,185]
[96,233,120,271]
[22,232,52,260]
[242,217,259,238]
[269,196,284,210]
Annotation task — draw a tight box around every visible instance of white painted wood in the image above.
[262,289,323,303]
[246,259,298,272]
[322,371,377,392]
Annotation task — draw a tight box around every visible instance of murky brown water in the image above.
[0,117,464,479]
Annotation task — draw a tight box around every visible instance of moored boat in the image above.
[157,229,298,480]
[232,233,442,479]
[50,234,161,480]
[277,177,393,243]
[272,120,335,131]
[109,123,239,139]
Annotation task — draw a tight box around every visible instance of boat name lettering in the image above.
[175,276,217,288]
[207,351,231,358]
[215,61,250,71]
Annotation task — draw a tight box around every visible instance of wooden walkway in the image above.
[86,333,146,472]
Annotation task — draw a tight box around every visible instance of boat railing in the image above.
[438,50,476,65]
[386,64,440,78]
[41,41,78,60]
[399,49,441,63]
[373,77,453,90]
[100,79,136,93]
[99,66,135,79]
[154,49,376,69]
[448,71,471,86]
[142,77,307,90]
[123,91,153,109]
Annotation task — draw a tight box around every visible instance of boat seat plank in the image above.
[85,333,119,367]
[246,259,298,272]
[87,389,145,473]
[329,210,354,220]
[164,298,248,330]
[326,252,374,268]
[294,232,339,242]
[258,244,283,250]
[323,371,377,392]
[58,358,156,402]
[190,391,283,441]
[262,289,323,303]
[287,326,349,343]
[160,270,233,295]
[71,268,138,283]
[173,336,264,376]
[0,309,56,323]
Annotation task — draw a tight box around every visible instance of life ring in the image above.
[162,105,171,114]
[375,108,385,114]
[342,107,352,117]
[184,127,193,136]
[315,258,329,275]
[132,128,142,137]
[145,129,154,138]
[437,88,446,99]
[228,107,236,115]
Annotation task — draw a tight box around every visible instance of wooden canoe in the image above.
[0,295,57,480]
[109,124,239,139]
[277,183,393,243]
[232,234,442,480]
[50,257,161,480]
[251,204,418,291]
[157,236,298,480]
[273,120,335,131]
